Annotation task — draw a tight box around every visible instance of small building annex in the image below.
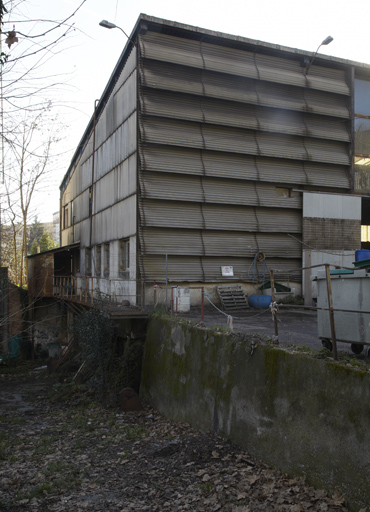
[34,14,370,306]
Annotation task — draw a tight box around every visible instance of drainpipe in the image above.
[90,99,99,248]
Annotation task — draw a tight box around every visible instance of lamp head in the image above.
[99,20,117,29]
[321,36,333,46]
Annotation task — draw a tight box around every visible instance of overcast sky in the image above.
[6,0,370,221]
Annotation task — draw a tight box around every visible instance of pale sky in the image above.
[4,0,370,221]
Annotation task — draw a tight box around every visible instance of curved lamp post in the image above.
[305,36,333,75]
[99,20,136,46]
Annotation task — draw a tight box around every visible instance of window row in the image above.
[85,239,130,278]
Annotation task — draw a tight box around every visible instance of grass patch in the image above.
[16,460,82,502]
[124,425,146,441]
[33,435,59,456]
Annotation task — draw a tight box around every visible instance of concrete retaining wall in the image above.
[141,316,370,511]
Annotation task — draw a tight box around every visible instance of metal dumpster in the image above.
[314,267,370,354]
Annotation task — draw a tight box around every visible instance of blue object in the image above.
[249,294,272,309]
[355,249,370,262]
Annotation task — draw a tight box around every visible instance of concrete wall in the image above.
[141,316,370,511]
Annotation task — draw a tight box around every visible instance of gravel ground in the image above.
[0,366,351,512]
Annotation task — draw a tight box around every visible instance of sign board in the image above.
[221,266,234,277]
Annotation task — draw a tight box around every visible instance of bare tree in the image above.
[2,104,61,286]
[0,0,87,284]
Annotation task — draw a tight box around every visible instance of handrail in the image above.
[53,275,146,308]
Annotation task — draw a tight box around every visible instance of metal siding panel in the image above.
[303,192,361,220]
[139,171,302,208]
[114,47,137,93]
[106,96,115,138]
[114,71,137,132]
[80,159,92,192]
[140,117,350,166]
[141,89,349,142]
[139,32,349,95]
[73,189,89,222]
[140,146,350,190]
[139,254,302,282]
[95,171,116,213]
[140,228,301,258]
[96,112,137,180]
[139,200,302,232]
[93,195,137,245]
[141,60,350,119]
[117,153,137,203]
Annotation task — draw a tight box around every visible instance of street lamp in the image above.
[305,36,333,76]
[99,20,136,46]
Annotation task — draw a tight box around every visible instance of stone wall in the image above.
[141,316,370,511]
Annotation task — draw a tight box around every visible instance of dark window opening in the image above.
[119,239,130,278]
[104,243,110,278]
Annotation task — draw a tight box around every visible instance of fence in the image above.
[53,275,147,308]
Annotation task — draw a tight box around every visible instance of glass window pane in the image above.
[355,117,370,155]
[355,79,370,116]
[355,162,370,193]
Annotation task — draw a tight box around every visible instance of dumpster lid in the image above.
[353,258,370,268]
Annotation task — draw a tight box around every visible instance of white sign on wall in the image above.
[221,266,234,277]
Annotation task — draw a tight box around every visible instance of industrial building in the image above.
[29,14,370,307]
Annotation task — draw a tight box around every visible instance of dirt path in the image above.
[0,368,349,512]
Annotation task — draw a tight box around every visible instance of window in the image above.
[104,243,110,277]
[89,186,92,216]
[63,204,69,229]
[119,239,130,278]
[354,79,370,193]
[85,247,92,276]
[95,245,101,276]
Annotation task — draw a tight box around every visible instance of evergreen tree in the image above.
[28,217,44,253]
[30,239,39,255]
[39,231,56,253]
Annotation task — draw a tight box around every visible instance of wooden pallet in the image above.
[217,285,249,312]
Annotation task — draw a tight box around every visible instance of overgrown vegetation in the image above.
[73,310,144,400]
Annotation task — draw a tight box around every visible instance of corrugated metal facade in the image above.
[137,30,351,283]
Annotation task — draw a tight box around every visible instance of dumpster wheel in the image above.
[351,343,364,354]
[321,338,332,351]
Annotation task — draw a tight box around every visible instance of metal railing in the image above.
[53,275,147,308]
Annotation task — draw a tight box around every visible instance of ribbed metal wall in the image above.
[137,31,351,284]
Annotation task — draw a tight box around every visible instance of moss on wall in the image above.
[141,316,370,511]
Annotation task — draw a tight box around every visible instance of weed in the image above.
[0,441,8,460]
[16,460,82,502]
[124,425,146,441]
[211,325,231,334]
[25,482,53,499]
[196,481,214,495]
[33,435,59,456]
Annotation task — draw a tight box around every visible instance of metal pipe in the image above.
[270,270,279,339]
[89,99,99,249]
[325,264,338,360]
[201,287,204,324]
[165,254,168,310]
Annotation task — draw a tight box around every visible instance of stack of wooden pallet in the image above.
[217,285,249,312]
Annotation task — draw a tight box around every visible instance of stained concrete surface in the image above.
[178,307,356,354]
